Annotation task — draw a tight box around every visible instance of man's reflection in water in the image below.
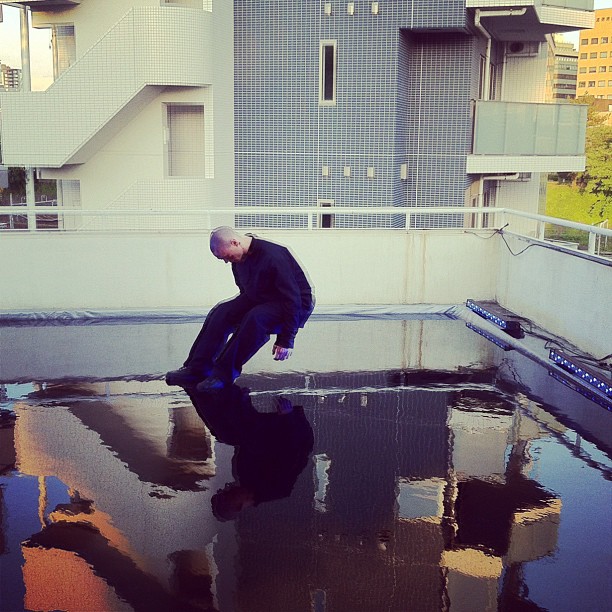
[186,385,314,521]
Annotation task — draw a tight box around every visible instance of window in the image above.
[478,55,486,100]
[489,62,498,100]
[579,67,587,73]
[317,199,335,228]
[598,81,605,87]
[602,37,609,44]
[591,38,598,44]
[600,66,607,73]
[588,81,596,87]
[165,104,205,177]
[601,52,608,59]
[581,38,588,45]
[319,40,337,105]
[589,66,597,72]
[609,80,612,87]
[578,81,586,87]
[581,53,587,59]
[590,52,598,59]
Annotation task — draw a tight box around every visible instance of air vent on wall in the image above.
[506,41,540,57]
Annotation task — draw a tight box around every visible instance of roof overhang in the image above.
[467,1,595,42]
[0,1,81,10]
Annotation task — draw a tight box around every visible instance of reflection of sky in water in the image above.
[523,439,612,612]
[0,320,610,612]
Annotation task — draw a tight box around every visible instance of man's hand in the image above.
[272,344,293,361]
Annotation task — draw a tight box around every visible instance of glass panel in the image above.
[473,101,586,156]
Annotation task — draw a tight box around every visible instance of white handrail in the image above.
[2,205,611,239]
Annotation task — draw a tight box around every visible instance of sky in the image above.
[0,4,53,90]
[0,1,611,91]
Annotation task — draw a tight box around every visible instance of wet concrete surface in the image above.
[0,319,611,611]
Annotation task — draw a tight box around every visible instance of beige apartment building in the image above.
[577,7,612,99]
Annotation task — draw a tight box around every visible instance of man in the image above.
[166,226,314,391]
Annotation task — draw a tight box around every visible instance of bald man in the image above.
[166,227,314,391]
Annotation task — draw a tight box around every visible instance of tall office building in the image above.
[577,7,612,99]
[0,63,21,91]
[547,35,579,101]
[0,1,595,227]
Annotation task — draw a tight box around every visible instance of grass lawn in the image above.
[545,182,610,249]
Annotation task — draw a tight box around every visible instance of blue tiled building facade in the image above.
[234,0,476,227]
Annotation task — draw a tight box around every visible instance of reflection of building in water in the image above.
[0,413,16,557]
[4,376,563,611]
[230,385,560,612]
[7,381,224,612]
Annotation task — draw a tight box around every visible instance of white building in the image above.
[0,0,596,225]
[0,1,610,362]
[0,0,234,226]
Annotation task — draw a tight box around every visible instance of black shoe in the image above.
[196,376,226,393]
[165,367,204,387]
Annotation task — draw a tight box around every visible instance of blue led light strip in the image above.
[466,323,513,351]
[465,299,523,338]
[549,349,612,398]
[466,300,508,329]
[549,371,612,411]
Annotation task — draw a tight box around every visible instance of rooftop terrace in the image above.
[1,316,610,611]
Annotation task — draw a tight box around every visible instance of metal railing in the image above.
[1,203,611,256]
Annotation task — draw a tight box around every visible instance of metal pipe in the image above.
[19,7,37,231]
[19,7,31,92]
[474,10,492,101]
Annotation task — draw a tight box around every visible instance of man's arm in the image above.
[271,250,306,353]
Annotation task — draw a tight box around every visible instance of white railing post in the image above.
[588,231,596,255]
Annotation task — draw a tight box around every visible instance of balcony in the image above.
[467,100,587,174]
[466,0,595,41]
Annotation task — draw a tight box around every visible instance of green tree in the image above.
[575,123,612,219]
[566,96,612,219]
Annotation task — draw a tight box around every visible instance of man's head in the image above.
[210,226,250,264]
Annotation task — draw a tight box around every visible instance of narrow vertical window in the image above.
[478,55,486,100]
[317,199,335,228]
[319,40,337,105]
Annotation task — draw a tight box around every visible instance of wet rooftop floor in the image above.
[0,318,611,612]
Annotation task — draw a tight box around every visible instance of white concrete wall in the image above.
[1,230,608,356]
[496,233,612,358]
[0,230,498,311]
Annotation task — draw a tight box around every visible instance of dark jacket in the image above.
[231,236,314,348]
